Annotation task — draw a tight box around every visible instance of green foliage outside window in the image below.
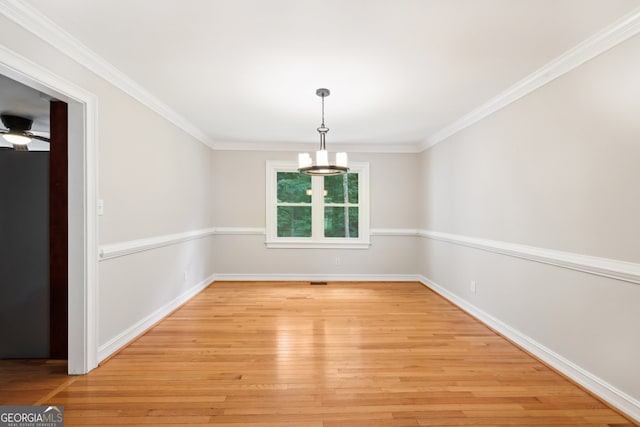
[324,173,358,204]
[277,172,311,203]
[277,206,312,237]
[324,206,359,237]
[276,172,312,237]
[324,173,359,238]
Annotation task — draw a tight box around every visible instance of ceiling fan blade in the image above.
[31,134,50,142]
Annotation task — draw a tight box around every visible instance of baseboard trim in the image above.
[96,271,640,422]
[419,229,640,285]
[211,273,420,282]
[417,274,640,424]
[97,273,215,362]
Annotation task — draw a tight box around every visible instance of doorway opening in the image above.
[0,81,68,360]
[1,47,99,374]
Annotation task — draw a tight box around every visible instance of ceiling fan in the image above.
[0,114,50,150]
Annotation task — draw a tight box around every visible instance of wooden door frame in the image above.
[0,50,99,374]
[49,100,68,359]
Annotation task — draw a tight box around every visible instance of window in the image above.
[266,161,370,248]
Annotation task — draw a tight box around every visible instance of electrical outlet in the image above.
[183,271,188,282]
[470,280,477,294]
[335,257,341,266]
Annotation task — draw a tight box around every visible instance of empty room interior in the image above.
[1,0,639,426]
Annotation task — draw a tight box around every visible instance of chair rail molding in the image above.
[99,227,425,260]
[371,228,420,236]
[213,227,266,235]
[419,229,640,285]
[99,228,217,260]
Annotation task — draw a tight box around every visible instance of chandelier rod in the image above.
[321,91,325,128]
[317,88,329,151]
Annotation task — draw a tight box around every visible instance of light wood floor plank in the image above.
[0,281,636,426]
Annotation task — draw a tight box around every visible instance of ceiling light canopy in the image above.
[298,88,348,176]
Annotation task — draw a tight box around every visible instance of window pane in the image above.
[348,173,358,203]
[324,173,358,204]
[324,206,359,238]
[277,172,311,203]
[348,207,359,236]
[277,206,312,237]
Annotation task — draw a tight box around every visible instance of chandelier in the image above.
[298,88,348,176]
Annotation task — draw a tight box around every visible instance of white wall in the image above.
[418,33,640,412]
[0,14,216,362]
[210,150,419,278]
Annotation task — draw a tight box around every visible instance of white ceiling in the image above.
[17,0,640,152]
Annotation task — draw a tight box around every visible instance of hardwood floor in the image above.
[0,359,69,405]
[2,281,636,426]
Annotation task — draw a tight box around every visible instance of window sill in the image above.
[265,239,371,249]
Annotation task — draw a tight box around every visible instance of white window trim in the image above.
[265,160,370,249]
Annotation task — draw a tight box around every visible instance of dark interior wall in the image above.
[0,150,50,358]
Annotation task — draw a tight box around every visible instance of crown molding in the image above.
[4,1,639,155]
[0,0,214,148]
[210,140,423,153]
[419,6,640,151]
[0,0,422,154]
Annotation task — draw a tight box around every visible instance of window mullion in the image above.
[311,176,324,239]
[277,202,311,207]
